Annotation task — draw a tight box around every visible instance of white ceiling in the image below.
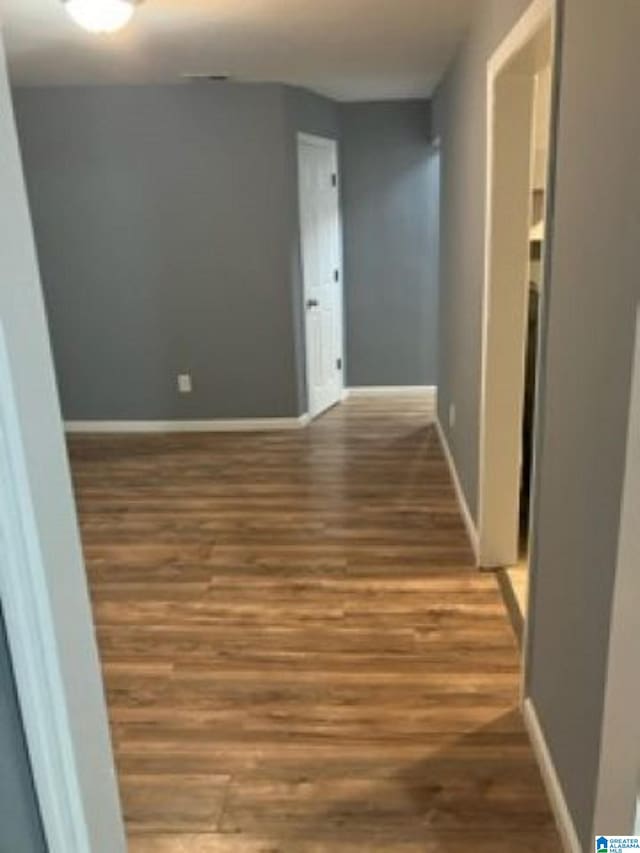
[0,0,475,100]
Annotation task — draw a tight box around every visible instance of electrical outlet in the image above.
[178,374,192,394]
[449,403,456,429]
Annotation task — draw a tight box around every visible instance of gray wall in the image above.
[435,0,640,845]
[526,1,640,845]
[340,101,439,387]
[593,309,640,836]
[434,0,531,518]
[14,84,301,420]
[0,609,46,852]
[285,86,340,141]
[14,83,439,418]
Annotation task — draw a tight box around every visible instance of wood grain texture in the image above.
[68,396,560,851]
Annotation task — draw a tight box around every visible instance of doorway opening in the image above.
[297,133,344,420]
[478,0,556,638]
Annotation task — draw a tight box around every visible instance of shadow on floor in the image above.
[217,708,561,852]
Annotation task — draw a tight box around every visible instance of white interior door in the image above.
[298,134,343,419]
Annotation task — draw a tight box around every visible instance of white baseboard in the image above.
[435,416,479,562]
[346,386,437,404]
[523,698,582,853]
[65,414,310,434]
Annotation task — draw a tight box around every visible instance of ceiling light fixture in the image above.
[62,0,141,34]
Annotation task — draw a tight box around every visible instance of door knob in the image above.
[306,299,319,309]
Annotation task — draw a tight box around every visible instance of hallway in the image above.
[69,395,560,851]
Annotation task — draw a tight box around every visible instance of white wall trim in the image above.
[0,41,125,852]
[488,0,554,78]
[297,132,336,151]
[435,416,479,563]
[346,385,437,402]
[65,415,311,434]
[0,331,92,852]
[478,0,556,568]
[523,698,582,853]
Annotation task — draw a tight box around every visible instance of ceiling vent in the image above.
[181,73,231,83]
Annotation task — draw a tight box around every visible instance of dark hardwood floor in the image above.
[68,395,561,852]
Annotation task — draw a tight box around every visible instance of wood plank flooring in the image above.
[68,395,561,852]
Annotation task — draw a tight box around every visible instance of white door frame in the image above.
[0,330,93,852]
[297,132,344,419]
[477,0,556,568]
[0,36,126,853]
